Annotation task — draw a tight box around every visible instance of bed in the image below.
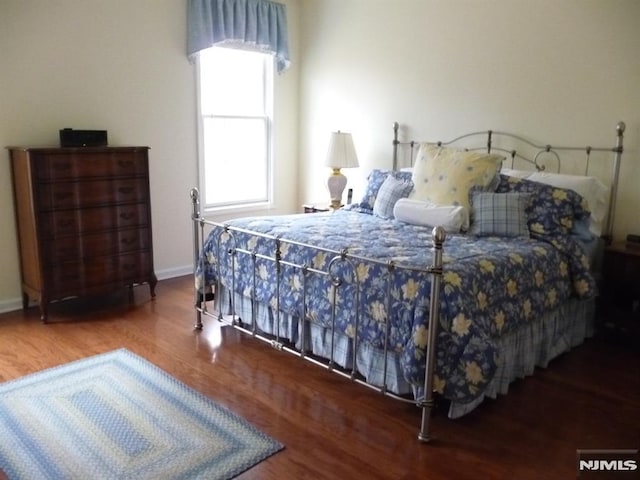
[191,121,625,442]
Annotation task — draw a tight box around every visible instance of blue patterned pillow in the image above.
[496,174,589,237]
[497,175,597,300]
[373,175,414,219]
[359,169,413,212]
[469,192,531,237]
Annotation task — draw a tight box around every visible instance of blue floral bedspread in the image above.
[198,209,595,405]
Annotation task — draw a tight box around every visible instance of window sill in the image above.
[203,201,273,218]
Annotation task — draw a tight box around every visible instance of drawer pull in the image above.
[53,163,72,171]
[120,212,135,220]
[58,219,74,228]
[121,238,137,245]
[54,192,73,200]
[118,186,134,195]
[123,264,136,271]
[118,160,134,168]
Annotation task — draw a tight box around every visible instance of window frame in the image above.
[195,47,275,213]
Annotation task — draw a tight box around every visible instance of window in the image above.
[197,47,274,210]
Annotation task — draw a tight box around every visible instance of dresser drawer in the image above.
[43,228,151,264]
[38,178,149,210]
[40,204,150,238]
[46,252,153,298]
[35,151,148,181]
[116,252,154,283]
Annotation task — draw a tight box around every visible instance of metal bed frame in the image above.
[191,189,446,442]
[191,120,625,443]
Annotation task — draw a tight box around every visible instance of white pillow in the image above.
[500,167,609,236]
[393,198,466,232]
[500,167,531,179]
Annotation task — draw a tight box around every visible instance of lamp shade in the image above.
[324,131,359,169]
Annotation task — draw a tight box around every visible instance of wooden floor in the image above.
[0,275,638,480]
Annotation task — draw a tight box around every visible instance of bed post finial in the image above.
[432,225,446,247]
[190,187,200,205]
[190,187,201,223]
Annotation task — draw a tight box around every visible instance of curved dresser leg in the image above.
[149,274,158,298]
[39,300,48,324]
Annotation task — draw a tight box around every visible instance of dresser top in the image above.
[6,146,150,153]
[606,242,640,258]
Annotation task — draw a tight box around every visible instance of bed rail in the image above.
[190,187,446,442]
[392,121,625,242]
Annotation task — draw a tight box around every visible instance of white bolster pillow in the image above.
[393,198,466,232]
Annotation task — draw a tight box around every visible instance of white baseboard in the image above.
[0,265,194,315]
[0,297,23,315]
[156,265,193,280]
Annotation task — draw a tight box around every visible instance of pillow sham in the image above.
[469,191,531,237]
[393,198,466,232]
[501,167,609,237]
[495,174,589,237]
[410,144,504,213]
[358,169,413,212]
[373,175,413,219]
[525,172,608,237]
[499,167,531,179]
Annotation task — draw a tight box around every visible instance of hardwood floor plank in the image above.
[0,275,638,480]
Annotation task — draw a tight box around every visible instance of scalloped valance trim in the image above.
[187,0,290,73]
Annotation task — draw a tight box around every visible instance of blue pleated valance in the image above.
[187,0,291,73]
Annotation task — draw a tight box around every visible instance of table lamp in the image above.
[325,131,359,209]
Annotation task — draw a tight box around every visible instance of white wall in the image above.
[1,0,637,312]
[0,0,300,312]
[298,0,639,241]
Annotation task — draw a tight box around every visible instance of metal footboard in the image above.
[190,188,445,442]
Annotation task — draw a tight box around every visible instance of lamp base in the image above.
[327,168,347,210]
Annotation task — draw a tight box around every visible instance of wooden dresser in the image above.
[8,146,157,321]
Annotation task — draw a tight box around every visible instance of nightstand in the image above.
[302,204,332,213]
[599,242,640,347]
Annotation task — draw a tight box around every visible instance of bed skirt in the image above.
[448,298,595,418]
[212,285,595,419]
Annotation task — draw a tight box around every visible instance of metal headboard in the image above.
[392,121,625,242]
